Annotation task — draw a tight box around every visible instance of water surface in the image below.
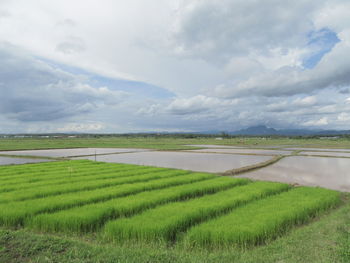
[74,151,272,173]
[284,147,350,152]
[0,156,51,166]
[240,156,350,192]
[187,148,291,155]
[185,144,244,148]
[0,148,149,158]
[301,151,350,158]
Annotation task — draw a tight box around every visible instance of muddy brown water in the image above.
[0,157,51,166]
[186,148,292,155]
[0,148,149,158]
[73,151,272,173]
[239,156,350,192]
[301,151,350,158]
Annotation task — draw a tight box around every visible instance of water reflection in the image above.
[74,151,272,173]
[240,156,350,192]
[0,157,50,166]
[0,148,149,158]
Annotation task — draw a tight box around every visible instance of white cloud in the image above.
[302,117,329,126]
[292,96,317,107]
[1,0,350,132]
[337,112,350,122]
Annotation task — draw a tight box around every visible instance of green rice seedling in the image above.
[0,160,91,178]
[0,164,149,186]
[0,166,169,193]
[0,169,190,203]
[103,181,290,243]
[184,187,341,248]
[0,161,138,183]
[0,160,147,181]
[29,177,249,233]
[0,172,215,227]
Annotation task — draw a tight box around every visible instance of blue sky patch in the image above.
[303,28,340,69]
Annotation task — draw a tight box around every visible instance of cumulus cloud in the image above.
[1,0,350,132]
[303,117,329,126]
[171,0,319,64]
[56,36,86,54]
[0,43,126,122]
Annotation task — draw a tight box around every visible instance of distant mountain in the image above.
[228,125,350,136]
[230,125,279,135]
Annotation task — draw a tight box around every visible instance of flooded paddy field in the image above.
[185,144,245,148]
[73,151,272,173]
[0,148,149,158]
[187,148,292,155]
[0,156,51,165]
[300,151,350,158]
[240,156,350,192]
[284,147,350,152]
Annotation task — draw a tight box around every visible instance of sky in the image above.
[0,0,350,133]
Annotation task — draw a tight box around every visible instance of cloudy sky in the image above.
[1,0,350,133]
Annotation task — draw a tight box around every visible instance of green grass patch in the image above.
[103,181,290,243]
[0,165,170,193]
[0,168,189,203]
[29,177,248,233]
[185,187,341,248]
[0,172,214,227]
[1,136,350,151]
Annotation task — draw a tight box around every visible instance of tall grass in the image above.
[0,169,190,203]
[29,177,249,233]
[103,181,290,243]
[184,187,341,248]
[0,172,214,226]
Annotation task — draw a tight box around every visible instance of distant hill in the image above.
[228,125,350,136]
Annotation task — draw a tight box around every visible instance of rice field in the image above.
[0,160,342,249]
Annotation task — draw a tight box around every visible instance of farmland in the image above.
[0,155,348,263]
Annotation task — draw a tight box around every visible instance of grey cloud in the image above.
[56,19,77,27]
[172,0,321,64]
[56,36,86,54]
[0,43,123,122]
[339,87,350,94]
[0,10,10,18]
[213,41,350,98]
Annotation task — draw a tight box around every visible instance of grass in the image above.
[0,162,140,187]
[221,155,284,176]
[0,172,214,227]
[0,168,190,203]
[29,177,248,233]
[103,181,290,243]
[0,165,170,193]
[0,151,347,262]
[0,196,349,263]
[1,136,350,151]
[185,187,341,248]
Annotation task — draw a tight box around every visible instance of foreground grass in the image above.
[0,194,349,263]
[1,136,350,151]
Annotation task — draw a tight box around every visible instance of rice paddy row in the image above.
[0,160,341,248]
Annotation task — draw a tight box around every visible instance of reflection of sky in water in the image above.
[0,157,50,165]
[301,151,350,158]
[189,148,291,155]
[242,156,350,192]
[74,152,272,173]
[285,148,350,152]
[0,148,148,158]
